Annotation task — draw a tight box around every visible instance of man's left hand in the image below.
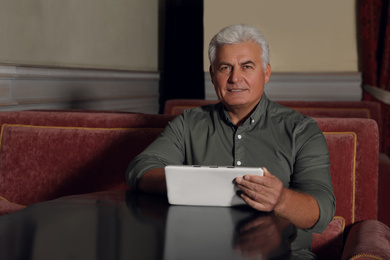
[235,167,320,229]
[235,167,286,213]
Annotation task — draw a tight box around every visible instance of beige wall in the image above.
[0,1,357,73]
[204,0,358,73]
[0,0,158,71]
[0,1,361,112]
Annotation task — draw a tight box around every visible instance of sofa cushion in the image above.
[316,118,379,224]
[0,196,26,215]
[323,132,356,226]
[0,124,164,206]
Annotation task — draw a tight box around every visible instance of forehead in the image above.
[215,41,262,63]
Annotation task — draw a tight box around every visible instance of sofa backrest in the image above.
[318,118,379,222]
[164,99,380,122]
[0,111,379,222]
[0,111,176,206]
[278,100,382,151]
[164,99,220,115]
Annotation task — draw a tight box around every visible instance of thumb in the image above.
[262,167,272,177]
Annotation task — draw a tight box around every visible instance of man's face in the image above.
[210,41,271,113]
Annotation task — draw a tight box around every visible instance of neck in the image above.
[226,105,256,126]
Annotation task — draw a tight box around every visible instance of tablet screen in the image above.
[165,165,264,207]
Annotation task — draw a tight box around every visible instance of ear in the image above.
[209,65,215,85]
[264,63,271,84]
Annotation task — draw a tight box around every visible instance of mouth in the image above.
[228,88,247,92]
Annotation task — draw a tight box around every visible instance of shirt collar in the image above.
[218,93,269,127]
[249,93,269,125]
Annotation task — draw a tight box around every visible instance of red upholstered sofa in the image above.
[164,99,390,229]
[0,110,176,214]
[0,110,389,259]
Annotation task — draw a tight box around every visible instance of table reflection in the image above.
[0,190,314,260]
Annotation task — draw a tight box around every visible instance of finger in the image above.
[238,180,265,195]
[241,175,275,191]
[240,192,270,212]
[238,182,282,212]
[250,168,280,189]
[238,183,270,204]
[235,176,244,184]
[242,167,273,182]
[238,185,261,201]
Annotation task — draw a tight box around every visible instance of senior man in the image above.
[127,24,335,233]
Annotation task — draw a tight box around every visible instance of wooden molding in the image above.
[0,65,160,113]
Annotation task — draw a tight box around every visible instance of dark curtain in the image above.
[359,0,390,155]
[158,0,205,113]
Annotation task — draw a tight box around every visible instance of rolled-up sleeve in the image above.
[292,119,336,233]
[126,115,186,189]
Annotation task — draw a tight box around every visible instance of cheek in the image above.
[213,75,227,88]
[213,84,224,98]
[248,75,265,90]
[213,77,228,99]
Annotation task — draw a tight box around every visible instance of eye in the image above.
[242,65,253,70]
[219,65,232,73]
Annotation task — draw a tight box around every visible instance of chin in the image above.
[222,97,249,107]
[223,102,247,109]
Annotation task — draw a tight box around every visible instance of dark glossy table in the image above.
[0,190,314,260]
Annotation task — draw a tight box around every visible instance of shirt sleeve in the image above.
[126,115,186,189]
[292,118,336,233]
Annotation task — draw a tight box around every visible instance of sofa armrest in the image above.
[378,153,390,227]
[0,196,26,216]
[341,220,390,260]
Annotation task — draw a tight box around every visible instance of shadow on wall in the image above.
[66,89,91,110]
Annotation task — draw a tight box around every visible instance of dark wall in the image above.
[158,0,205,113]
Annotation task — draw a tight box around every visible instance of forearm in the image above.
[274,188,319,230]
[137,168,167,195]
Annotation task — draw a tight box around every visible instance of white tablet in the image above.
[164,165,264,207]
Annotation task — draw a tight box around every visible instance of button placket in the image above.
[234,129,244,166]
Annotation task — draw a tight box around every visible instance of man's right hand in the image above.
[138,168,167,194]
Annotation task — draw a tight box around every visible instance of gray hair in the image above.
[208,24,270,71]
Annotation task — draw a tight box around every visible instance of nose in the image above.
[228,68,243,83]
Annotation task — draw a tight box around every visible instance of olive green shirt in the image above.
[126,94,335,233]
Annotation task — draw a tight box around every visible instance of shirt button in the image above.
[251,119,255,123]
[238,134,242,139]
[237,161,242,166]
